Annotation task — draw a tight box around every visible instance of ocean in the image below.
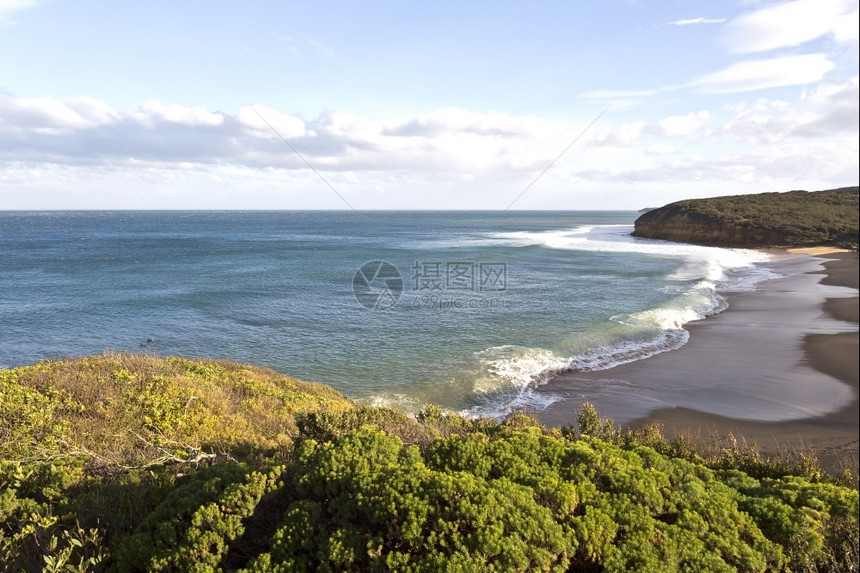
[0,210,776,418]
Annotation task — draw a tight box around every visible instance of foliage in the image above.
[1,356,858,571]
[0,352,355,469]
[635,187,860,247]
[0,457,107,573]
[109,463,284,572]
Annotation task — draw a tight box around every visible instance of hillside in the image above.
[1,353,858,572]
[633,187,859,248]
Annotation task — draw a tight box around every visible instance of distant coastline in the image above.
[632,186,859,249]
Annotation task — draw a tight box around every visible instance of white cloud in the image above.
[668,17,726,26]
[832,7,860,42]
[0,95,571,176]
[382,108,550,138]
[237,105,306,139]
[0,0,37,24]
[587,2,855,107]
[584,43,845,105]
[132,100,224,127]
[645,144,677,155]
[0,92,856,209]
[658,111,710,137]
[589,112,709,148]
[713,76,859,143]
[693,54,835,93]
[720,0,858,54]
[0,94,118,130]
[592,121,647,147]
[576,139,858,191]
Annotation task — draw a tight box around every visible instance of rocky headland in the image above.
[633,186,859,248]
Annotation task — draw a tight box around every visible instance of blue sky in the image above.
[1,0,857,209]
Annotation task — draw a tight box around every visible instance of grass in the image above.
[0,352,355,470]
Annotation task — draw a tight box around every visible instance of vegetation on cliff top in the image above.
[634,187,859,248]
[1,353,858,572]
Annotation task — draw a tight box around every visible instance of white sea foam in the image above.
[405,225,776,295]
[494,224,772,281]
[476,345,571,390]
[463,225,777,414]
[364,392,424,412]
[558,280,725,374]
[564,328,690,372]
[372,224,780,422]
[439,345,569,420]
[364,346,569,421]
[463,387,564,420]
[475,324,694,389]
[621,280,728,329]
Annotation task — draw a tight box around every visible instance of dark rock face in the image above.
[633,207,787,246]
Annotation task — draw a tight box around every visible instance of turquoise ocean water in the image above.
[0,211,775,418]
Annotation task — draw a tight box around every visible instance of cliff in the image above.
[633,187,859,248]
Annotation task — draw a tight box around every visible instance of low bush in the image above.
[1,356,857,572]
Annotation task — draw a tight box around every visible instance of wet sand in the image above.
[537,250,859,473]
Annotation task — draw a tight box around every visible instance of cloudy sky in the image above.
[1,0,857,210]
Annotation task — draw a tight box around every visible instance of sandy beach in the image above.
[538,250,859,473]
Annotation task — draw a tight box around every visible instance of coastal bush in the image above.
[0,367,74,460]
[0,457,106,573]
[235,426,798,571]
[244,427,574,572]
[109,462,284,572]
[0,353,356,468]
[295,406,436,447]
[1,354,858,571]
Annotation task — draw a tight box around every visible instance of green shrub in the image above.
[246,427,572,572]
[2,356,857,571]
[109,463,284,572]
[0,458,104,573]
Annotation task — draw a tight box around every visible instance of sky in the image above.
[0,0,857,210]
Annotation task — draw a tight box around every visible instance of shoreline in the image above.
[537,250,859,473]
